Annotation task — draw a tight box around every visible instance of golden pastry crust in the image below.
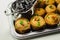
[45,0,55,5]
[55,0,60,4]
[34,0,45,8]
[15,18,30,33]
[45,5,56,13]
[35,8,45,16]
[45,13,59,25]
[30,16,45,30]
[38,0,45,4]
[57,4,60,12]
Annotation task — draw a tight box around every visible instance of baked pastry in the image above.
[35,8,45,16]
[15,18,30,34]
[55,0,60,4]
[45,0,55,5]
[45,13,59,26]
[30,16,46,30]
[45,5,56,13]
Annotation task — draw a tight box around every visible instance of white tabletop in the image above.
[0,0,60,40]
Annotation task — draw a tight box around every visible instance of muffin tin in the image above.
[5,0,60,39]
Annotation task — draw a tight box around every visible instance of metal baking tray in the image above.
[8,15,60,39]
[5,0,60,40]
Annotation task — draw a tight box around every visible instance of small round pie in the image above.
[45,5,56,13]
[37,0,45,7]
[45,13,59,25]
[30,16,46,30]
[57,4,60,13]
[15,18,30,34]
[38,0,45,4]
[55,0,60,4]
[35,8,45,16]
[45,0,55,5]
